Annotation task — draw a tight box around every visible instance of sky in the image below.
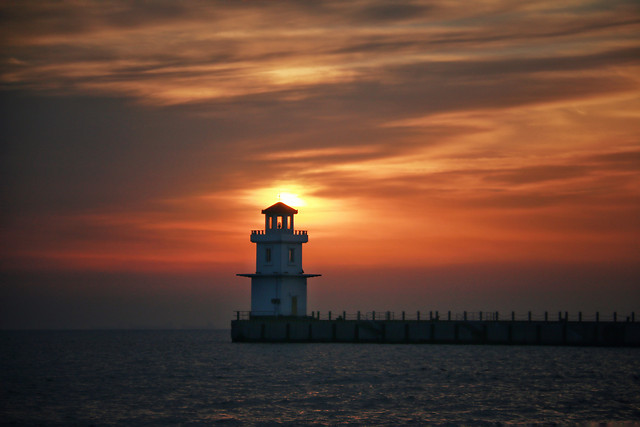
[1,0,639,329]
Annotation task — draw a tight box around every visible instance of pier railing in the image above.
[234,310,636,322]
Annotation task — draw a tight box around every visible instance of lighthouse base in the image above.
[231,319,640,346]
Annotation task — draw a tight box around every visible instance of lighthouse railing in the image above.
[251,229,308,235]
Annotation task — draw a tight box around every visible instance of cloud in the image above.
[1,0,639,281]
[350,1,435,23]
[2,0,638,109]
[484,165,591,185]
[586,150,640,171]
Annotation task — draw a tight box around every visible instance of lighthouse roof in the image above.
[262,202,298,215]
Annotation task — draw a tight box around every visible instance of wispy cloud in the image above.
[3,0,638,105]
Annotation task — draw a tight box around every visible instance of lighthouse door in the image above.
[291,296,298,316]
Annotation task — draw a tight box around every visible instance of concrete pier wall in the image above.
[231,319,640,346]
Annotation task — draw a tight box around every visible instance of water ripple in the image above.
[2,330,639,425]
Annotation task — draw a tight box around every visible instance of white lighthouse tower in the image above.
[237,202,320,317]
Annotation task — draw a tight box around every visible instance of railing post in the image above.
[613,312,617,322]
[417,311,420,321]
[596,312,599,322]
[430,311,433,320]
[558,311,562,322]
[448,311,451,321]
[464,311,467,321]
[579,311,582,322]
[528,311,532,322]
[436,311,439,321]
[511,311,515,321]
[329,311,332,320]
[343,311,346,320]
[312,311,314,319]
[373,311,376,321]
[357,311,361,321]
[565,311,568,322]
[545,311,548,322]
[402,311,405,321]
[633,312,635,322]
[479,311,483,321]
[236,311,240,321]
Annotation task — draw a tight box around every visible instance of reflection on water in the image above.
[2,330,639,425]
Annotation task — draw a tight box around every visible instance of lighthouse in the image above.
[237,202,320,317]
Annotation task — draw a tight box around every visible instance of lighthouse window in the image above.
[289,248,295,263]
[265,248,271,262]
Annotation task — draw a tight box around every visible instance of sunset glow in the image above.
[277,192,305,208]
[1,0,639,329]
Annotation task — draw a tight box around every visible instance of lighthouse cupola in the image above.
[263,202,296,234]
[237,202,320,317]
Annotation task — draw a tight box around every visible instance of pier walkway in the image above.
[231,310,639,346]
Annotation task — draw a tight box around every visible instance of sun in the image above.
[241,184,318,211]
[278,192,306,207]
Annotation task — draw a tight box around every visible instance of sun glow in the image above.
[243,185,313,209]
[278,192,305,207]
[238,184,358,230]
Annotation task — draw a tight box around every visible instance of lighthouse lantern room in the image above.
[237,202,320,317]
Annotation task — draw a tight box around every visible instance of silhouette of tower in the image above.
[237,202,320,317]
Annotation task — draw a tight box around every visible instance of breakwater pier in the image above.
[231,310,640,346]
[232,205,638,347]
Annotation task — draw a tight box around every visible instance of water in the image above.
[2,330,639,425]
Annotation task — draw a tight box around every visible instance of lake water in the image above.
[2,330,639,425]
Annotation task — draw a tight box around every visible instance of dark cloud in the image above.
[301,148,640,212]
[351,2,434,22]
[102,2,192,29]
[586,149,640,171]
[0,91,251,216]
[0,1,197,39]
[382,47,640,88]
[0,2,91,38]
[2,0,637,120]
[301,72,631,127]
[484,165,591,185]
[417,17,640,47]
[331,38,423,55]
